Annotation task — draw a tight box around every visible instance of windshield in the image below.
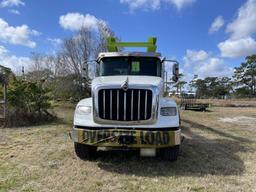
[99,57,161,77]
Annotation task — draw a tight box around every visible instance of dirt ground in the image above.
[1,106,256,192]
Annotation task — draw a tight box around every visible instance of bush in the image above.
[6,79,55,126]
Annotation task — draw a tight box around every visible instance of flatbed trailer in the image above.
[180,97,209,111]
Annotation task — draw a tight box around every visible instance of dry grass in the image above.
[196,99,256,107]
[170,96,256,107]
[1,105,256,192]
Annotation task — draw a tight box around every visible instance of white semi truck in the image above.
[70,37,181,161]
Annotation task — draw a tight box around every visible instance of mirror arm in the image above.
[162,59,180,83]
[161,59,180,69]
[164,59,179,65]
[161,57,166,64]
[95,59,100,64]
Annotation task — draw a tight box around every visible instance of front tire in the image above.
[74,142,97,160]
[161,145,180,161]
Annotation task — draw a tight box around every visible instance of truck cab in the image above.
[70,37,181,161]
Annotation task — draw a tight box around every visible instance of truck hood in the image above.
[92,75,163,89]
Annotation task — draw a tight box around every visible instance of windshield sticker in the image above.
[131,61,140,72]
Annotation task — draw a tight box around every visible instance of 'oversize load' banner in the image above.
[72,128,181,148]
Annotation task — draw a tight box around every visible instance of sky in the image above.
[0,0,256,81]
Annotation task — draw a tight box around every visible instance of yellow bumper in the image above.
[70,127,181,148]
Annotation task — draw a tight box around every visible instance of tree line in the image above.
[173,55,256,98]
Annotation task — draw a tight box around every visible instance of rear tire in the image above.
[74,142,97,160]
[161,145,180,161]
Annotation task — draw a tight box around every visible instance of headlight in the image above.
[160,107,177,116]
[76,105,91,115]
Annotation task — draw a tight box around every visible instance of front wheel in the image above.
[161,145,180,161]
[74,142,97,160]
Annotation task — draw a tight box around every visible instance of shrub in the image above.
[6,79,54,126]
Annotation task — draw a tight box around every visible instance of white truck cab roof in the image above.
[97,52,162,61]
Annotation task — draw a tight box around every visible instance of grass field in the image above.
[1,105,256,192]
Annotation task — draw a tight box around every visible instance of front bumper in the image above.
[70,127,181,148]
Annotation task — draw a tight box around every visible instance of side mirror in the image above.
[82,60,98,79]
[162,59,179,83]
[172,63,179,82]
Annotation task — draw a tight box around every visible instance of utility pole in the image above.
[22,66,25,79]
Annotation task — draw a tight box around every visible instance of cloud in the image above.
[120,0,161,11]
[226,0,256,39]
[8,9,20,14]
[194,57,229,77]
[0,0,24,7]
[59,13,107,31]
[184,49,209,67]
[120,0,196,11]
[218,0,256,58]
[0,45,31,73]
[0,18,39,48]
[167,0,196,10]
[183,49,232,78]
[47,38,62,50]
[47,38,62,45]
[209,16,224,34]
[0,44,7,54]
[218,37,256,58]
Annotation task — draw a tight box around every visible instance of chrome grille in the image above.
[98,89,153,121]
